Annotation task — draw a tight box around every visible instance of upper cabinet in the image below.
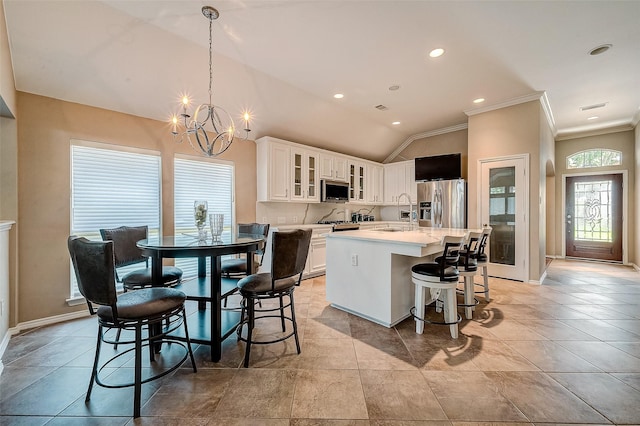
[319,153,348,182]
[383,160,416,204]
[348,160,366,203]
[258,136,402,206]
[257,137,320,202]
[257,138,291,202]
[366,163,384,205]
[291,147,319,202]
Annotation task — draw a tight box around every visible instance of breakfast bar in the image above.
[325,227,474,327]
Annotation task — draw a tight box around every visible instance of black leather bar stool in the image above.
[100,225,182,291]
[411,235,465,338]
[68,236,196,418]
[474,227,493,301]
[236,229,311,367]
[457,232,481,319]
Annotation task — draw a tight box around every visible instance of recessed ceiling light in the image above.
[589,44,612,56]
[392,121,401,125]
[587,116,599,120]
[429,48,444,58]
[473,98,485,104]
[333,93,344,99]
[389,85,400,91]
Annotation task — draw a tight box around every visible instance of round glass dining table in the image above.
[138,233,265,362]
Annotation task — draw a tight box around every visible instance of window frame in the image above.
[68,140,162,302]
[566,149,622,169]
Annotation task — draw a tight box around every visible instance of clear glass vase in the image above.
[209,213,224,242]
[194,200,208,242]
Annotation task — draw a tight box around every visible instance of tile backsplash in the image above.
[256,202,382,225]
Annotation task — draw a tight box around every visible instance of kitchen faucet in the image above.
[397,192,415,229]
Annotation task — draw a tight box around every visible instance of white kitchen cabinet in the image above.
[383,160,416,204]
[257,138,290,201]
[303,226,331,278]
[348,160,366,203]
[319,153,348,182]
[307,237,327,275]
[290,147,319,202]
[365,163,384,204]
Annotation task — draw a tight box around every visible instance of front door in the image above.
[479,156,528,282]
[565,174,622,261]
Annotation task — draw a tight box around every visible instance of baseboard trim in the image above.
[632,263,640,272]
[528,269,546,285]
[0,310,91,375]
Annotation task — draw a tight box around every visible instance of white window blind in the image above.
[174,157,234,277]
[70,144,161,297]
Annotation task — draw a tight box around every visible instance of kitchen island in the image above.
[325,227,474,327]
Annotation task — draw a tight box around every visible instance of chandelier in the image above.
[171,6,251,157]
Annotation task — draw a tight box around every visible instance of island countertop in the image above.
[326,227,476,247]
[325,226,479,327]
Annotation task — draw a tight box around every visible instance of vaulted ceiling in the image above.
[4,1,639,162]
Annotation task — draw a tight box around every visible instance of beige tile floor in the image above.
[1,259,640,425]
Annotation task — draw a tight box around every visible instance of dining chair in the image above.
[221,223,270,308]
[410,235,465,338]
[100,225,183,291]
[235,228,312,367]
[67,236,196,418]
[221,223,270,277]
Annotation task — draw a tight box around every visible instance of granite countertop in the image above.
[326,227,479,246]
[271,221,405,231]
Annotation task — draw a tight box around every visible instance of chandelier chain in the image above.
[208,15,213,106]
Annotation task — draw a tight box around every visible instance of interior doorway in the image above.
[565,173,623,262]
[479,155,529,282]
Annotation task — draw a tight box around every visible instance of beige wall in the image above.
[16,92,257,323]
[0,1,16,116]
[1,0,19,334]
[468,100,544,282]
[635,124,640,268]
[391,130,469,179]
[554,130,636,263]
[539,104,555,276]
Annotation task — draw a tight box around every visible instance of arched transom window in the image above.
[567,149,622,169]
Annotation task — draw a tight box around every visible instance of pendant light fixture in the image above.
[171,6,251,157]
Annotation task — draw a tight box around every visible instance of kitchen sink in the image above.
[375,227,404,232]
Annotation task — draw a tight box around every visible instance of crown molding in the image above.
[556,122,635,141]
[632,108,640,127]
[464,91,546,117]
[383,123,468,164]
[539,92,558,136]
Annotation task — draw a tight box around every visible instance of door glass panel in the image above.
[489,166,516,266]
[573,180,612,242]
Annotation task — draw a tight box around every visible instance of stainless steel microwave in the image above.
[321,180,349,203]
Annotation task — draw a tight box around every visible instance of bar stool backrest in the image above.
[271,229,312,286]
[68,236,118,316]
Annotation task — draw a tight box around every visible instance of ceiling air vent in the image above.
[375,104,388,111]
[580,103,607,111]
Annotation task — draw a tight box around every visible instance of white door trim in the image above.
[561,170,628,264]
[478,154,530,282]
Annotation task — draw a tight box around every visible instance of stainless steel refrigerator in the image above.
[417,179,466,228]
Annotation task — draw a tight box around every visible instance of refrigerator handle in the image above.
[435,188,442,227]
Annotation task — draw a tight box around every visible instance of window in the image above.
[567,149,622,169]
[70,142,161,297]
[174,156,234,277]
